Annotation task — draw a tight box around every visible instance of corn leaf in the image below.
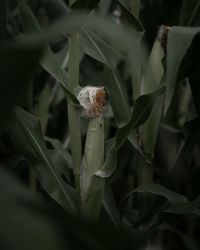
[7,107,78,214]
[164,26,200,114]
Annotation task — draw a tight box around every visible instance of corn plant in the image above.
[1,0,200,249]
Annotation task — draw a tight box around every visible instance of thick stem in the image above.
[80,117,105,220]
[67,27,82,198]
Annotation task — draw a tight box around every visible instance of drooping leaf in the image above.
[7,107,78,214]
[0,43,42,133]
[115,86,165,150]
[122,183,187,205]
[121,183,200,218]
[95,86,165,177]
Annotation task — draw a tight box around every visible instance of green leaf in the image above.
[17,0,78,104]
[95,86,165,177]
[166,195,200,215]
[122,183,200,217]
[179,0,200,26]
[7,107,78,214]
[105,69,144,157]
[164,26,200,114]
[115,86,165,150]
[0,43,42,133]
[123,183,187,204]
[45,137,73,170]
[72,0,101,11]
[81,28,123,68]
[118,0,144,32]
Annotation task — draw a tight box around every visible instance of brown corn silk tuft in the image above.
[89,88,106,118]
[157,25,171,50]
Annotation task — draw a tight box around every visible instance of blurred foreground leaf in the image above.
[179,0,200,26]
[0,43,41,133]
[18,0,78,104]
[0,168,144,250]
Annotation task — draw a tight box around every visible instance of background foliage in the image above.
[1,0,200,249]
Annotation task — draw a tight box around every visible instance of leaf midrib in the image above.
[18,115,76,213]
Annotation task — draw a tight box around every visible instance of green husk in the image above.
[80,117,105,220]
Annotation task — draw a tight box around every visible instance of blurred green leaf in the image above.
[18,0,78,104]
[0,43,41,133]
[72,0,101,11]
[0,169,62,250]
[5,154,26,171]
[164,26,200,114]
[0,168,142,250]
[179,0,200,26]
[118,0,144,32]
[7,107,78,214]
[81,28,123,68]
[95,86,165,177]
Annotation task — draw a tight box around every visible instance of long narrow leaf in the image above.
[7,107,78,214]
